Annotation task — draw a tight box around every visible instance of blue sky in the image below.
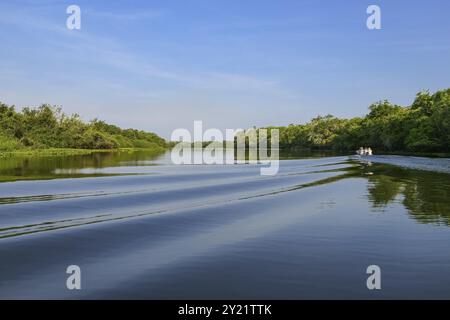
[0,0,449,138]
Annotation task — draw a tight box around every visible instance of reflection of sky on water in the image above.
[1,151,450,298]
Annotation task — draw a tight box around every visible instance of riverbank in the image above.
[0,147,167,158]
[374,150,450,158]
[278,147,450,159]
[0,103,168,153]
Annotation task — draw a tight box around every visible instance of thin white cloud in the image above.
[0,1,303,137]
[0,3,292,97]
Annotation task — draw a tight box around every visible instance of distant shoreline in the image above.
[0,147,167,158]
[1,146,449,160]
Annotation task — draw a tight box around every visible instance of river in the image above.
[0,150,449,299]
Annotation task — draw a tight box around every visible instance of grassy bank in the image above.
[0,146,167,159]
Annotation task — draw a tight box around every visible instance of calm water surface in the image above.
[0,150,449,299]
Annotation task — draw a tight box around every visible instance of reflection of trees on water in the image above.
[364,164,450,226]
[368,175,403,208]
[0,149,166,182]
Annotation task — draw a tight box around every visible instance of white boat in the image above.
[356,147,373,156]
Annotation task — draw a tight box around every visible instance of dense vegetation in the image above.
[1,88,449,154]
[268,88,450,153]
[0,103,167,152]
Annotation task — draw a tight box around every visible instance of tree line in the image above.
[266,88,450,153]
[0,103,167,152]
[1,88,449,154]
